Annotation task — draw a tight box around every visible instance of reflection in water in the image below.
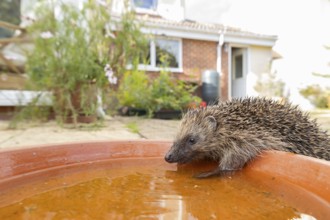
[158,195,184,220]
[0,158,322,219]
[291,213,317,220]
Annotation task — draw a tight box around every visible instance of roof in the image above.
[137,14,278,47]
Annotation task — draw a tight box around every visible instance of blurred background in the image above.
[0,0,330,124]
[185,0,330,109]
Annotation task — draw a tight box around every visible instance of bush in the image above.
[13,0,147,125]
[150,71,201,112]
[117,69,152,113]
[117,70,201,116]
[254,72,285,98]
[24,0,111,123]
[300,85,330,108]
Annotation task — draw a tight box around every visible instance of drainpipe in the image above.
[217,29,225,98]
[217,30,225,76]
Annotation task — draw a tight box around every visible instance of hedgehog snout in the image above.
[164,151,174,163]
[165,144,179,163]
[164,150,176,163]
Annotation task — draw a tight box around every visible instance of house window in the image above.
[132,0,157,10]
[139,38,182,72]
[155,39,179,68]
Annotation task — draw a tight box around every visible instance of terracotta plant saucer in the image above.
[0,140,329,218]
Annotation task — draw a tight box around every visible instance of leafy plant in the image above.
[117,68,152,112]
[117,68,201,116]
[300,85,330,108]
[22,0,147,124]
[150,70,201,113]
[254,71,285,98]
[126,121,140,134]
[25,0,112,123]
[108,11,149,87]
[28,1,110,86]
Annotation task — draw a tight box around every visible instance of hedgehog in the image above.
[164,97,330,178]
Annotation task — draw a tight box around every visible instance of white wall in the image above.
[185,0,330,109]
[246,46,272,97]
[0,90,52,106]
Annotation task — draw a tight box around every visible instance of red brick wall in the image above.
[146,38,229,100]
[182,39,217,81]
[147,39,217,80]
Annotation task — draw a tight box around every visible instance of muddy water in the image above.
[0,158,321,219]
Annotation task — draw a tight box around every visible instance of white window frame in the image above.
[138,37,183,73]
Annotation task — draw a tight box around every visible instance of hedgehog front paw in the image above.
[194,171,217,178]
[194,169,236,178]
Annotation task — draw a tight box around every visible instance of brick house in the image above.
[0,0,278,116]
[113,0,278,100]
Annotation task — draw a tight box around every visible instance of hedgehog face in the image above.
[164,133,203,164]
[165,115,217,164]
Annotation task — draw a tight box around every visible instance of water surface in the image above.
[0,158,320,219]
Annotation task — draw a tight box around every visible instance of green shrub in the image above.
[150,71,201,112]
[24,0,111,123]
[14,0,147,125]
[300,85,330,108]
[117,70,201,116]
[117,69,152,112]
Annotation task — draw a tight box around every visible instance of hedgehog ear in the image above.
[205,116,217,132]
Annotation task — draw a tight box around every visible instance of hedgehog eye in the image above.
[188,138,196,145]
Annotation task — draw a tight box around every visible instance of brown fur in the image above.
[164,97,330,178]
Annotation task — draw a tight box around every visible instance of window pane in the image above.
[138,41,151,65]
[0,0,21,38]
[155,39,179,68]
[133,0,157,10]
[235,55,243,79]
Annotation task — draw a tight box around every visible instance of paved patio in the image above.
[1,110,329,150]
[0,116,180,150]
